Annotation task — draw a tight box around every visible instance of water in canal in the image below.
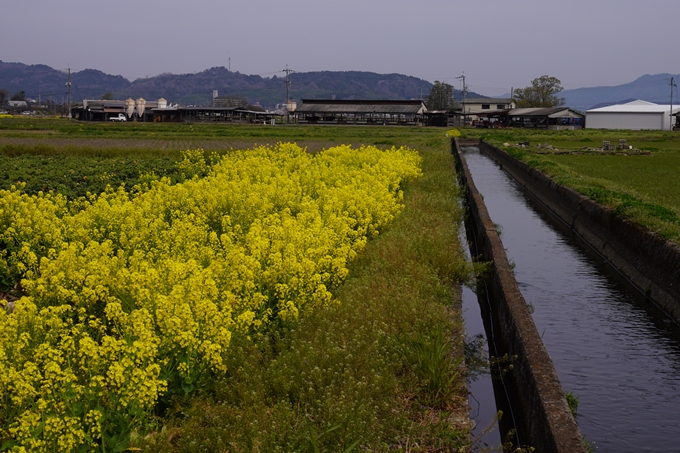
[461,146,680,452]
[463,280,502,448]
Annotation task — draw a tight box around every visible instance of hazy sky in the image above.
[4,0,679,95]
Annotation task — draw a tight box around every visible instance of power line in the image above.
[66,66,72,120]
[457,74,468,124]
[282,64,295,123]
[670,77,677,130]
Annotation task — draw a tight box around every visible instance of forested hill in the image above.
[1,61,482,108]
[0,62,130,103]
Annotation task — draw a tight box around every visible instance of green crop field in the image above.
[547,153,680,213]
[0,118,450,197]
[0,118,475,452]
[464,127,680,154]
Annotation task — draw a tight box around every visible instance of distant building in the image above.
[506,107,584,130]
[71,98,165,122]
[151,106,277,123]
[462,98,516,116]
[449,98,516,126]
[474,107,585,130]
[586,100,680,130]
[71,98,277,124]
[293,99,428,125]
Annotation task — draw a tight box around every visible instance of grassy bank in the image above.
[0,118,473,451]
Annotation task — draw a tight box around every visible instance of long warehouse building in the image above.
[586,100,680,130]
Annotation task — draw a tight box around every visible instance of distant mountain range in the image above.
[561,73,680,111]
[4,60,676,111]
[0,61,482,109]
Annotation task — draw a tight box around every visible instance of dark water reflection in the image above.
[462,147,680,453]
[462,281,502,449]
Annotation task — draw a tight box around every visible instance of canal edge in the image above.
[453,138,587,453]
[476,139,680,324]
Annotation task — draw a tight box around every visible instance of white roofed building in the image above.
[586,100,680,130]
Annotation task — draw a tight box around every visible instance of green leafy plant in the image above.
[404,327,463,407]
[565,391,579,419]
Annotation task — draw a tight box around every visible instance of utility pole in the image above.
[65,66,72,120]
[282,64,295,123]
[671,77,677,131]
[456,74,467,127]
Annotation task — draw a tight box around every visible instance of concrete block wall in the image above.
[453,139,586,453]
[478,140,680,323]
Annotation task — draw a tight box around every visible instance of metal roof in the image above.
[175,106,239,111]
[148,106,278,116]
[296,99,427,114]
[586,100,680,114]
[78,99,160,109]
[470,109,509,116]
[509,107,584,118]
[465,98,514,104]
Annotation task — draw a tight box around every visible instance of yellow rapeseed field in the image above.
[0,143,422,452]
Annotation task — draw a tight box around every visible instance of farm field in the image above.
[0,119,447,198]
[464,127,680,153]
[544,153,680,213]
[465,128,680,242]
[0,118,474,452]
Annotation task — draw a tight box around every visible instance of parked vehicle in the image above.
[110,113,127,122]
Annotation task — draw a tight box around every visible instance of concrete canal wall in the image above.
[453,139,586,453]
[477,140,680,322]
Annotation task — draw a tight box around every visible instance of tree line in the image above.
[423,75,566,111]
[0,89,26,105]
[513,75,565,108]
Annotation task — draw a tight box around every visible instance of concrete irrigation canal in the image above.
[456,140,680,452]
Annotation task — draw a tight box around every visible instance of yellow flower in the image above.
[0,143,422,451]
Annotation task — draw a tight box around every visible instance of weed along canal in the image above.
[460,146,680,452]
